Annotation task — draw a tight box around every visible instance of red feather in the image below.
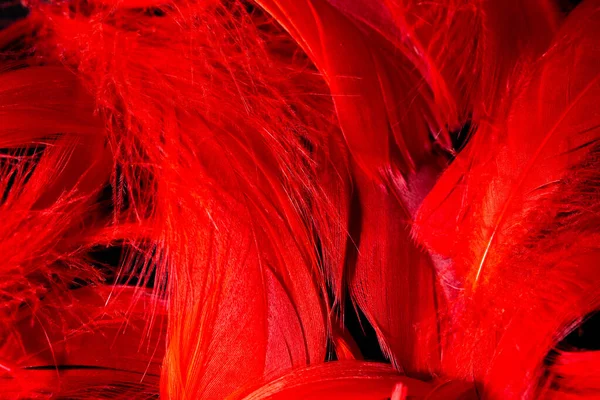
[415,0,600,288]
[256,0,449,180]
[234,361,433,399]
[1,286,166,399]
[415,1,600,396]
[348,169,441,376]
[2,0,600,398]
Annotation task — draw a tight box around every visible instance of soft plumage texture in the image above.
[449,147,600,399]
[1,0,600,399]
[252,0,448,378]
[0,66,111,329]
[30,1,332,397]
[415,0,600,287]
[326,0,561,131]
[1,286,166,399]
[348,170,441,377]
[233,361,433,399]
[255,0,451,180]
[415,0,600,397]
[545,351,600,398]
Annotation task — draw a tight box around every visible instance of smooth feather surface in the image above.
[415,2,600,396]
[415,0,600,288]
[1,286,165,399]
[1,0,600,399]
[234,361,433,399]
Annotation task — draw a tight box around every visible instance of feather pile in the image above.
[0,0,598,398]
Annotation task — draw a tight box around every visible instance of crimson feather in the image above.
[1,286,166,399]
[1,0,600,398]
[415,0,600,396]
[233,361,433,400]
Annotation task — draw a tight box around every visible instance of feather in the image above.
[463,139,600,398]
[234,361,433,400]
[313,133,351,308]
[0,286,166,399]
[253,3,451,378]
[424,381,478,400]
[544,351,600,398]
[159,131,327,398]
[414,0,600,390]
[255,0,449,181]
[325,0,561,130]
[415,0,600,288]
[33,2,333,397]
[331,319,362,361]
[348,169,441,376]
[409,2,600,397]
[3,0,600,398]
[0,107,110,336]
[0,67,102,147]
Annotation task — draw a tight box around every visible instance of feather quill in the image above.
[415,0,600,288]
[415,2,600,394]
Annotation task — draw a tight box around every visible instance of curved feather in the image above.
[0,286,166,399]
[235,361,433,400]
[415,0,600,288]
[255,0,448,181]
[33,4,333,399]
[0,67,102,147]
[437,129,600,396]
[325,0,560,130]
[348,169,441,376]
[544,351,600,398]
